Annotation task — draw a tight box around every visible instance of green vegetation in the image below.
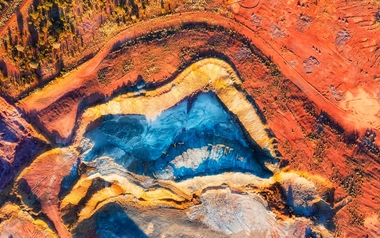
[0,0,12,11]
[1,0,153,92]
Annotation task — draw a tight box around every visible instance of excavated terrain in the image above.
[0,0,380,237]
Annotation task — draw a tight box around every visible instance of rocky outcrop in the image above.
[0,0,379,236]
[0,97,49,191]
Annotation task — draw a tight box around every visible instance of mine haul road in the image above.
[18,11,375,136]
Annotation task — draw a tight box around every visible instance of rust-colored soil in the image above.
[0,0,379,237]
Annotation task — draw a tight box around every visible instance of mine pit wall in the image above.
[0,96,50,192]
[18,11,355,137]
[19,20,279,146]
[0,4,379,237]
[74,58,280,164]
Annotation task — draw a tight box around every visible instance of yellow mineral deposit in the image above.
[77,58,279,163]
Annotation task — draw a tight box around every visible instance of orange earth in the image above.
[0,0,379,237]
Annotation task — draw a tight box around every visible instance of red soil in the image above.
[18,11,380,143]
[0,0,379,237]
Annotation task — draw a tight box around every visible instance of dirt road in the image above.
[18,11,378,136]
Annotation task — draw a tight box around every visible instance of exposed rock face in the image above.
[0,0,380,237]
[335,30,351,47]
[0,56,343,237]
[0,203,56,238]
[81,92,272,181]
[303,56,320,74]
[1,59,339,237]
[0,97,49,190]
[18,148,78,238]
[277,172,335,227]
[188,188,283,236]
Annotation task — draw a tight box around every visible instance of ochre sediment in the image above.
[1,0,379,236]
[76,58,279,161]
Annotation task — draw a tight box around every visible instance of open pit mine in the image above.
[0,0,380,237]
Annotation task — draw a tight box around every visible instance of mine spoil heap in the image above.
[0,0,380,237]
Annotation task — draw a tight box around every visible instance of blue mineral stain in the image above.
[96,204,148,238]
[83,92,271,180]
[59,159,80,198]
[73,203,148,238]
